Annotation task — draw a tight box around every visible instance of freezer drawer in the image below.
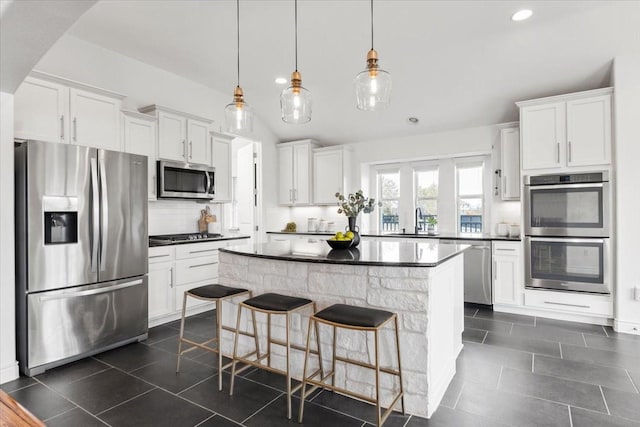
[25,276,148,375]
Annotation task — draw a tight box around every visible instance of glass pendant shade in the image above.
[280,71,312,124]
[225,86,253,133]
[355,49,392,111]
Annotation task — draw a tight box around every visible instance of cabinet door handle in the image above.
[60,116,64,139]
[189,262,217,269]
[182,140,186,158]
[502,175,507,197]
[289,189,293,202]
[568,141,572,163]
[149,254,170,259]
[495,248,516,252]
[189,249,217,254]
[543,301,589,309]
[152,175,156,196]
[189,141,193,159]
[169,267,173,288]
[493,261,497,281]
[73,117,77,141]
[293,188,297,202]
[556,142,560,163]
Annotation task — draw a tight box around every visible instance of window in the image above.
[377,170,400,233]
[414,167,438,231]
[457,162,484,233]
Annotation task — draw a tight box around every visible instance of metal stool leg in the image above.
[176,291,188,373]
[229,303,243,396]
[285,312,292,420]
[394,315,405,414]
[374,328,382,427]
[298,315,315,423]
[216,298,223,391]
[331,325,337,389]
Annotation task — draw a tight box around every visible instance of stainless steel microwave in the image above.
[157,160,215,200]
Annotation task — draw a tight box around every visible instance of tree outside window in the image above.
[457,163,484,233]
[377,170,400,233]
[415,168,438,231]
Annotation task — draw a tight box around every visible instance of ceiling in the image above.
[66,0,640,145]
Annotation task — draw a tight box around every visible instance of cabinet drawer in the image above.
[492,241,521,255]
[175,242,221,259]
[148,246,175,264]
[524,289,612,317]
[175,257,219,286]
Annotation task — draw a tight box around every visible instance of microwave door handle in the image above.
[205,171,212,197]
[90,158,99,272]
[99,155,108,272]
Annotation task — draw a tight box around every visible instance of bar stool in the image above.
[299,304,405,427]
[176,284,256,391]
[230,293,322,420]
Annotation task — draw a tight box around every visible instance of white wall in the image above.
[34,34,284,236]
[613,55,640,334]
[0,92,18,383]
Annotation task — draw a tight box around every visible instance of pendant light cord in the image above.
[294,0,298,72]
[370,0,374,50]
[236,0,240,87]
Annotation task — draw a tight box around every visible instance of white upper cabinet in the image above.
[14,73,124,150]
[499,127,520,200]
[122,111,157,200]
[70,88,122,151]
[313,146,351,204]
[14,77,68,143]
[277,140,318,206]
[566,95,611,167]
[518,88,612,172]
[211,133,233,202]
[140,105,212,166]
[520,102,565,170]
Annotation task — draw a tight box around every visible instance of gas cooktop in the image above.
[149,233,224,244]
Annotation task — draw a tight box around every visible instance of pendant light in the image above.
[225,0,253,133]
[280,0,312,124]
[355,0,391,111]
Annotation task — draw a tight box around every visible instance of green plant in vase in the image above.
[426,216,438,234]
[335,190,381,247]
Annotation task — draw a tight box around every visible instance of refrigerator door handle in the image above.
[90,158,100,273]
[38,279,143,301]
[99,155,108,272]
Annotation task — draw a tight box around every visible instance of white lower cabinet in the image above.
[524,289,613,317]
[492,241,523,306]
[148,241,240,324]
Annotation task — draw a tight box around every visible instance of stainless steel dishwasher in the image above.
[441,239,492,305]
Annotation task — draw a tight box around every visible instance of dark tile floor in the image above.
[3,305,640,426]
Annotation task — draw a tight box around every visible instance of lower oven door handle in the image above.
[528,237,606,244]
[38,279,143,301]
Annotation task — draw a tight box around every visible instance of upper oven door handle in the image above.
[528,182,605,190]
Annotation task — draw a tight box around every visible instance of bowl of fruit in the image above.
[326,231,355,249]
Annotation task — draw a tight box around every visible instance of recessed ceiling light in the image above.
[407,117,419,124]
[511,9,533,22]
[275,77,287,85]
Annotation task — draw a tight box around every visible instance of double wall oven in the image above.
[524,171,610,294]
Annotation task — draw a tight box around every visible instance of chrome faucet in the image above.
[415,207,423,234]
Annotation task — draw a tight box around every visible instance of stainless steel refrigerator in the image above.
[15,140,149,376]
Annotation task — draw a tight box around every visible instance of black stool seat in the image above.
[243,293,312,312]
[187,284,248,299]
[315,304,394,328]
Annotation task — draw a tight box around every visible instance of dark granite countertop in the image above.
[266,231,520,242]
[220,240,469,267]
[149,235,250,247]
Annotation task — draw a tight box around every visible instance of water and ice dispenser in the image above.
[43,196,78,245]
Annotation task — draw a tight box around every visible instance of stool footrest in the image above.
[179,337,219,355]
[334,355,401,377]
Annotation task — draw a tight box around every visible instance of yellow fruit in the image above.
[335,232,344,239]
[345,231,355,239]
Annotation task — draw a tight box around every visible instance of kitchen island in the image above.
[217,239,468,418]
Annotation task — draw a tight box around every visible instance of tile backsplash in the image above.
[148,200,224,235]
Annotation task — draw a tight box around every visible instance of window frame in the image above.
[413,164,439,231]
[375,166,401,234]
[455,158,486,233]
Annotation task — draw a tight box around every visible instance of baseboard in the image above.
[493,304,613,326]
[0,360,19,384]
[613,319,640,335]
[148,302,215,328]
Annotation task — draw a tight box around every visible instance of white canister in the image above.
[307,218,318,232]
[496,223,509,236]
[508,224,521,238]
[318,219,328,232]
[327,222,335,232]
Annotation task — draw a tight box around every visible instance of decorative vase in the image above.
[347,216,361,247]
